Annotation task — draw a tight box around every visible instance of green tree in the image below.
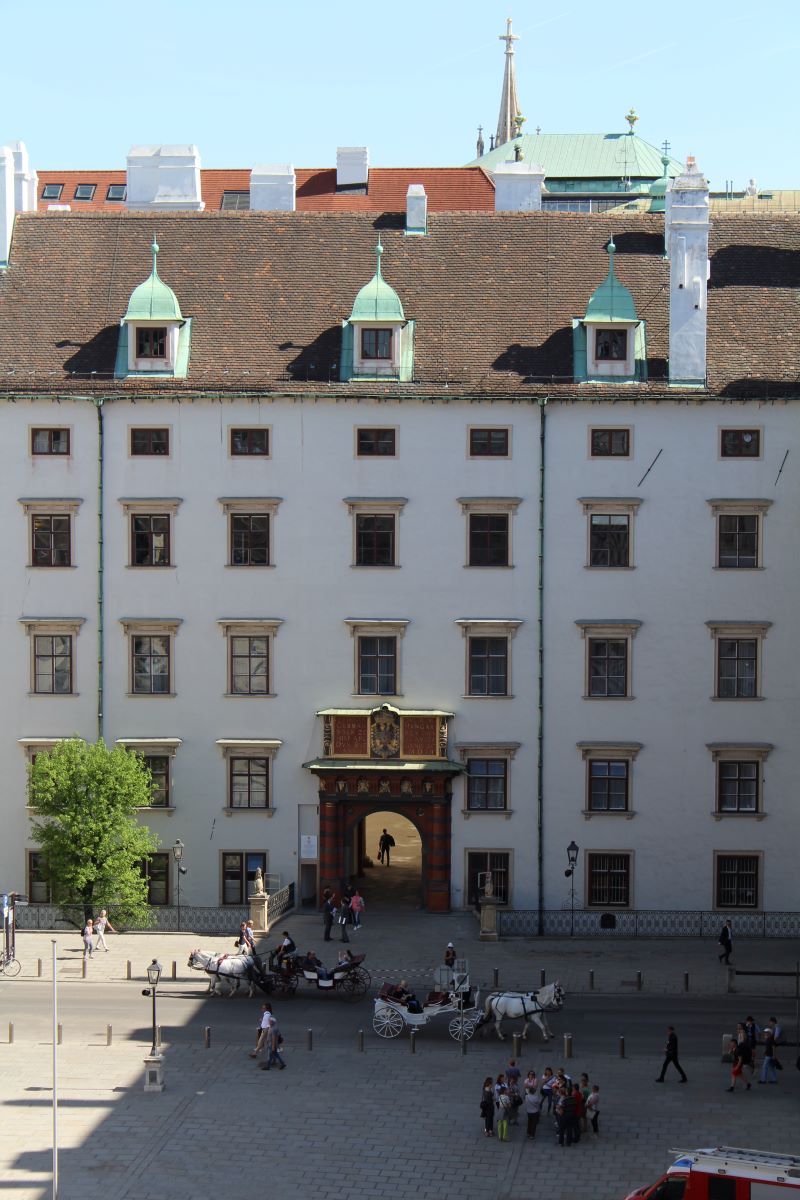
[28,738,160,926]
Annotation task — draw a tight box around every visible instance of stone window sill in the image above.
[713,810,766,821]
[28,691,79,698]
[582,809,636,819]
[224,692,276,699]
[223,807,276,818]
[125,692,177,699]
[135,805,176,813]
[462,808,513,820]
[583,695,635,701]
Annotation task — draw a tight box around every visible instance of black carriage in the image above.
[267,950,371,1001]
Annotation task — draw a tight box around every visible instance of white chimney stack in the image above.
[10,141,37,212]
[336,146,369,190]
[492,160,545,211]
[666,155,710,387]
[405,184,427,235]
[250,164,296,211]
[126,144,205,211]
[0,145,14,265]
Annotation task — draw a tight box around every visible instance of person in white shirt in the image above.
[249,1003,274,1058]
[94,909,116,952]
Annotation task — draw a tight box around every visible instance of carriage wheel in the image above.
[270,972,298,997]
[372,1005,404,1038]
[448,1017,476,1041]
[351,967,371,995]
[1,957,21,978]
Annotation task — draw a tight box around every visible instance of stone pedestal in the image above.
[479,897,499,941]
[143,1055,164,1093]
[249,893,267,933]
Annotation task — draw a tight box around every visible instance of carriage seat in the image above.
[424,991,448,1006]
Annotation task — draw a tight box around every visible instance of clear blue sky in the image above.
[1,0,796,188]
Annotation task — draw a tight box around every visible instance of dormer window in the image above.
[573,240,646,383]
[341,241,414,382]
[115,237,192,379]
[595,329,627,361]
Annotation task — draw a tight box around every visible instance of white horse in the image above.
[187,948,258,997]
[478,982,565,1041]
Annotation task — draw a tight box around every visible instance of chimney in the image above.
[250,164,296,211]
[405,184,427,235]
[126,144,205,211]
[492,160,545,211]
[336,146,369,191]
[666,156,710,387]
[10,141,37,212]
[0,145,14,265]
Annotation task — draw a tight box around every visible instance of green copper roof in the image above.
[466,132,683,181]
[646,154,672,212]
[349,241,405,322]
[584,240,638,323]
[124,237,183,322]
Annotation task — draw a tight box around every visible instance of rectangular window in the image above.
[220,191,250,210]
[31,514,71,567]
[230,428,270,456]
[132,635,171,694]
[230,636,270,695]
[358,636,397,695]
[141,853,169,905]
[587,852,631,907]
[229,757,269,808]
[721,429,760,458]
[231,514,270,566]
[135,327,167,359]
[222,851,266,904]
[73,183,96,201]
[590,428,630,457]
[467,759,507,810]
[130,427,169,456]
[355,514,395,566]
[34,634,73,694]
[361,328,392,360]
[717,638,757,699]
[717,761,758,813]
[106,184,127,201]
[590,514,630,567]
[468,513,509,567]
[41,183,63,201]
[469,428,509,457]
[357,428,396,457]
[716,854,759,908]
[595,329,627,361]
[31,428,70,456]
[468,637,508,697]
[144,755,170,807]
[588,760,629,811]
[588,638,627,697]
[466,851,509,905]
[28,851,52,903]
[131,514,171,566]
[718,514,758,568]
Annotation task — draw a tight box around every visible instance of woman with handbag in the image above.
[480,1077,495,1138]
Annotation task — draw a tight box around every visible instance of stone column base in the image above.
[479,897,499,941]
[249,894,267,933]
[143,1055,165,1093]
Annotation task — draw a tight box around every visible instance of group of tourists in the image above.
[81,910,116,959]
[480,1060,600,1145]
[248,1002,286,1071]
[321,885,365,942]
[727,1015,787,1089]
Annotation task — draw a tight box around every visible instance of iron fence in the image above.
[498,909,800,938]
[15,890,295,936]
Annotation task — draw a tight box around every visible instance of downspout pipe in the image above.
[93,398,105,741]
[536,397,548,935]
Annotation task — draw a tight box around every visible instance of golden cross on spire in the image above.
[499,16,519,54]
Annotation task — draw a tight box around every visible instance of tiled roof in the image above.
[36,168,495,212]
[1,210,798,399]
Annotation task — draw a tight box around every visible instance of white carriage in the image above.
[372,961,481,1041]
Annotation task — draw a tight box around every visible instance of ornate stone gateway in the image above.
[303,705,463,912]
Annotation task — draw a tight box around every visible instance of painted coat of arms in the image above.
[370,706,400,759]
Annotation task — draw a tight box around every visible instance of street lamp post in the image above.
[565,841,579,937]
[172,840,186,931]
[144,958,163,1057]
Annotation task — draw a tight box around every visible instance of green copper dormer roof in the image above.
[583,240,638,323]
[647,155,672,213]
[349,241,405,322]
[123,237,183,322]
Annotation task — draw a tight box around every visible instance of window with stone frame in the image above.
[130,427,169,456]
[230,636,270,695]
[720,429,760,458]
[141,853,169,905]
[595,329,627,361]
[132,635,171,695]
[588,760,629,812]
[356,427,396,457]
[361,328,392,360]
[34,633,74,694]
[31,514,71,567]
[468,513,509,567]
[222,851,267,905]
[590,513,630,567]
[468,637,508,697]
[230,427,270,456]
[229,756,269,808]
[715,853,759,908]
[717,638,757,699]
[355,514,395,566]
[469,428,510,458]
[143,755,171,807]
[28,851,52,903]
[717,761,758,813]
[708,500,771,570]
[590,428,630,457]
[231,513,270,566]
[358,636,397,695]
[466,758,507,810]
[31,428,70,456]
[131,514,171,566]
[466,851,510,905]
[135,327,167,359]
[587,852,631,907]
[588,638,627,697]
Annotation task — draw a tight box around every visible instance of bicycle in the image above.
[0,953,21,977]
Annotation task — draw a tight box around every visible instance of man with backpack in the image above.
[378,828,395,865]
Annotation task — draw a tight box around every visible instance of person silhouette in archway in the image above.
[378,828,395,866]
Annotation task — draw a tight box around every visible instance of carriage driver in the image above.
[274,930,296,968]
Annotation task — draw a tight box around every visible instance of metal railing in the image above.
[15,891,294,936]
[265,882,295,931]
[498,909,800,938]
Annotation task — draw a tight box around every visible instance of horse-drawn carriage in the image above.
[372,965,482,1040]
[267,950,371,1001]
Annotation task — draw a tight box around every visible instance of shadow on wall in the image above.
[492,328,573,381]
[61,326,118,375]
[720,379,800,399]
[285,326,341,381]
[611,231,665,257]
[710,244,800,288]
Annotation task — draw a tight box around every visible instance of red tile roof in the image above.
[36,168,495,213]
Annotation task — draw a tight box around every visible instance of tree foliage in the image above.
[28,738,160,925]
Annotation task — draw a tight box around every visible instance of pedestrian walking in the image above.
[378,828,395,865]
[480,1077,495,1138]
[322,889,335,942]
[744,1016,759,1058]
[718,919,733,964]
[264,1020,286,1070]
[82,919,94,960]
[541,1065,556,1113]
[496,1086,512,1141]
[350,890,364,931]
[726,1038,751,1091]
[524,1085,541,1139]
[766,1015,783,1045]
[250,1002,274,1058]
[586,1084,601,1136]
[93,909,116,952]
[655,1025,688,1082]
[759,1027,780,1084]
[338,894,351,943]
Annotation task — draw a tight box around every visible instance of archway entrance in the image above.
[361,811,422,908]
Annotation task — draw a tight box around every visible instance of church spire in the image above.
[496,16,522,149]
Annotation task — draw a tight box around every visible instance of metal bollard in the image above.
[106,1025,112,1047]
[636,971,643,991]
[306,1028,313,1051]
[82,958,88,979]
[38,958,43,978]
[619,1035,625,1058]
[492,967,499,988]
[203,1026,211,1049]
[8,1023,14,1044]
[589,969,594,991]
[126,961,132,981]
[512,1032,522,1058]
[57,1023,63,1045]
[410,1029,417,1054]
[540,968,546,987]
[171,961,177,981]
[460,1030,468,1056]
[563,1033,573,1059]
[684,971,689,993]
[357,1030,364,1053]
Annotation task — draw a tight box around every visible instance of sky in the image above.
[1,0,797,189]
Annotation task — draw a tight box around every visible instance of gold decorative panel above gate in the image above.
[316,704,452,761]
